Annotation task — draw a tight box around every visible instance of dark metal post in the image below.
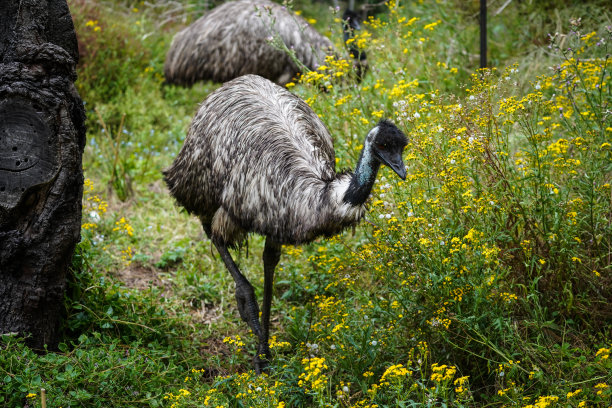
[480,0,487,68]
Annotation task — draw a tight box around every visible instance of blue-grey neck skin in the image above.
[343,138,381,206]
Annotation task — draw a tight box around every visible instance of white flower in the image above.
[371,340,378,346]
[89,211,101,222]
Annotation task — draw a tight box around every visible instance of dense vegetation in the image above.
[1,0,610,407]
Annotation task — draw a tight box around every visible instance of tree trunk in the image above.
[0,0,86,349]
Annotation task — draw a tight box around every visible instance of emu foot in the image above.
[253,348,270,374]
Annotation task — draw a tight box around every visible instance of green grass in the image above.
[1,0,611,407]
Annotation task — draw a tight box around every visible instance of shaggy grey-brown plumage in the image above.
[163,74,407,372]
[164,0,343,86]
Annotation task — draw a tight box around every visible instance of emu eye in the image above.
[377,143,386,150]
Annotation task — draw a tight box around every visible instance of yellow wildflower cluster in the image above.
[379,363,410,386]
[120,246,133,267]
[163,388,191,408]
[298,357,328,392]
[228,372,285,406]
[298,54,355,87]
[346,30,372,51]
[595,347,610,360]
[594,382,608,396]
[268,336,290,349]
[523,395,559,408]
[113,217,134,237]
[82,178,108,231]
[223,335,245,352]
[430,363,457,383]
[454,376,470,396]
[85,19,101,32]
[427,305,451,330]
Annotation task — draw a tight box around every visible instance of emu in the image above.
[163,0,365,86]
[163,75,407,372]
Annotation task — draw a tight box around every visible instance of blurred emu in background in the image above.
[163,0,366,86]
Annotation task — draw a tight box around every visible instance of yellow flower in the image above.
[423,20,441,31]
[594,382,608,395]
[595,347,609,360]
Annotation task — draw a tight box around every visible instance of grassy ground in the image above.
[1,0,611,407]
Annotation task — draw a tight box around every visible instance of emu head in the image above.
[368,119,408,180]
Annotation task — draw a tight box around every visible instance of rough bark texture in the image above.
[0,0,86,349]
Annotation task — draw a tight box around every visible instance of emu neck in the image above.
[343,143,380,206]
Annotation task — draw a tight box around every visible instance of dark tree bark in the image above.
[0,0,86,349]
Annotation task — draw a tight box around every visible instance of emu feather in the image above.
[164,74,407,372]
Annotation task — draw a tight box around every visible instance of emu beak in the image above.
[379,151,407,180]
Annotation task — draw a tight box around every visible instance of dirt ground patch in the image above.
[112,263,168,291]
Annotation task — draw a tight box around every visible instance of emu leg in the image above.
[253,238,281,373]
[211,238,262,341]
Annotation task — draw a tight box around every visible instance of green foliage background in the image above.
[1,0,610,407]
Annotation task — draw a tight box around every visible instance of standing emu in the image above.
[163,75,407,372]
[163,0,366,86]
